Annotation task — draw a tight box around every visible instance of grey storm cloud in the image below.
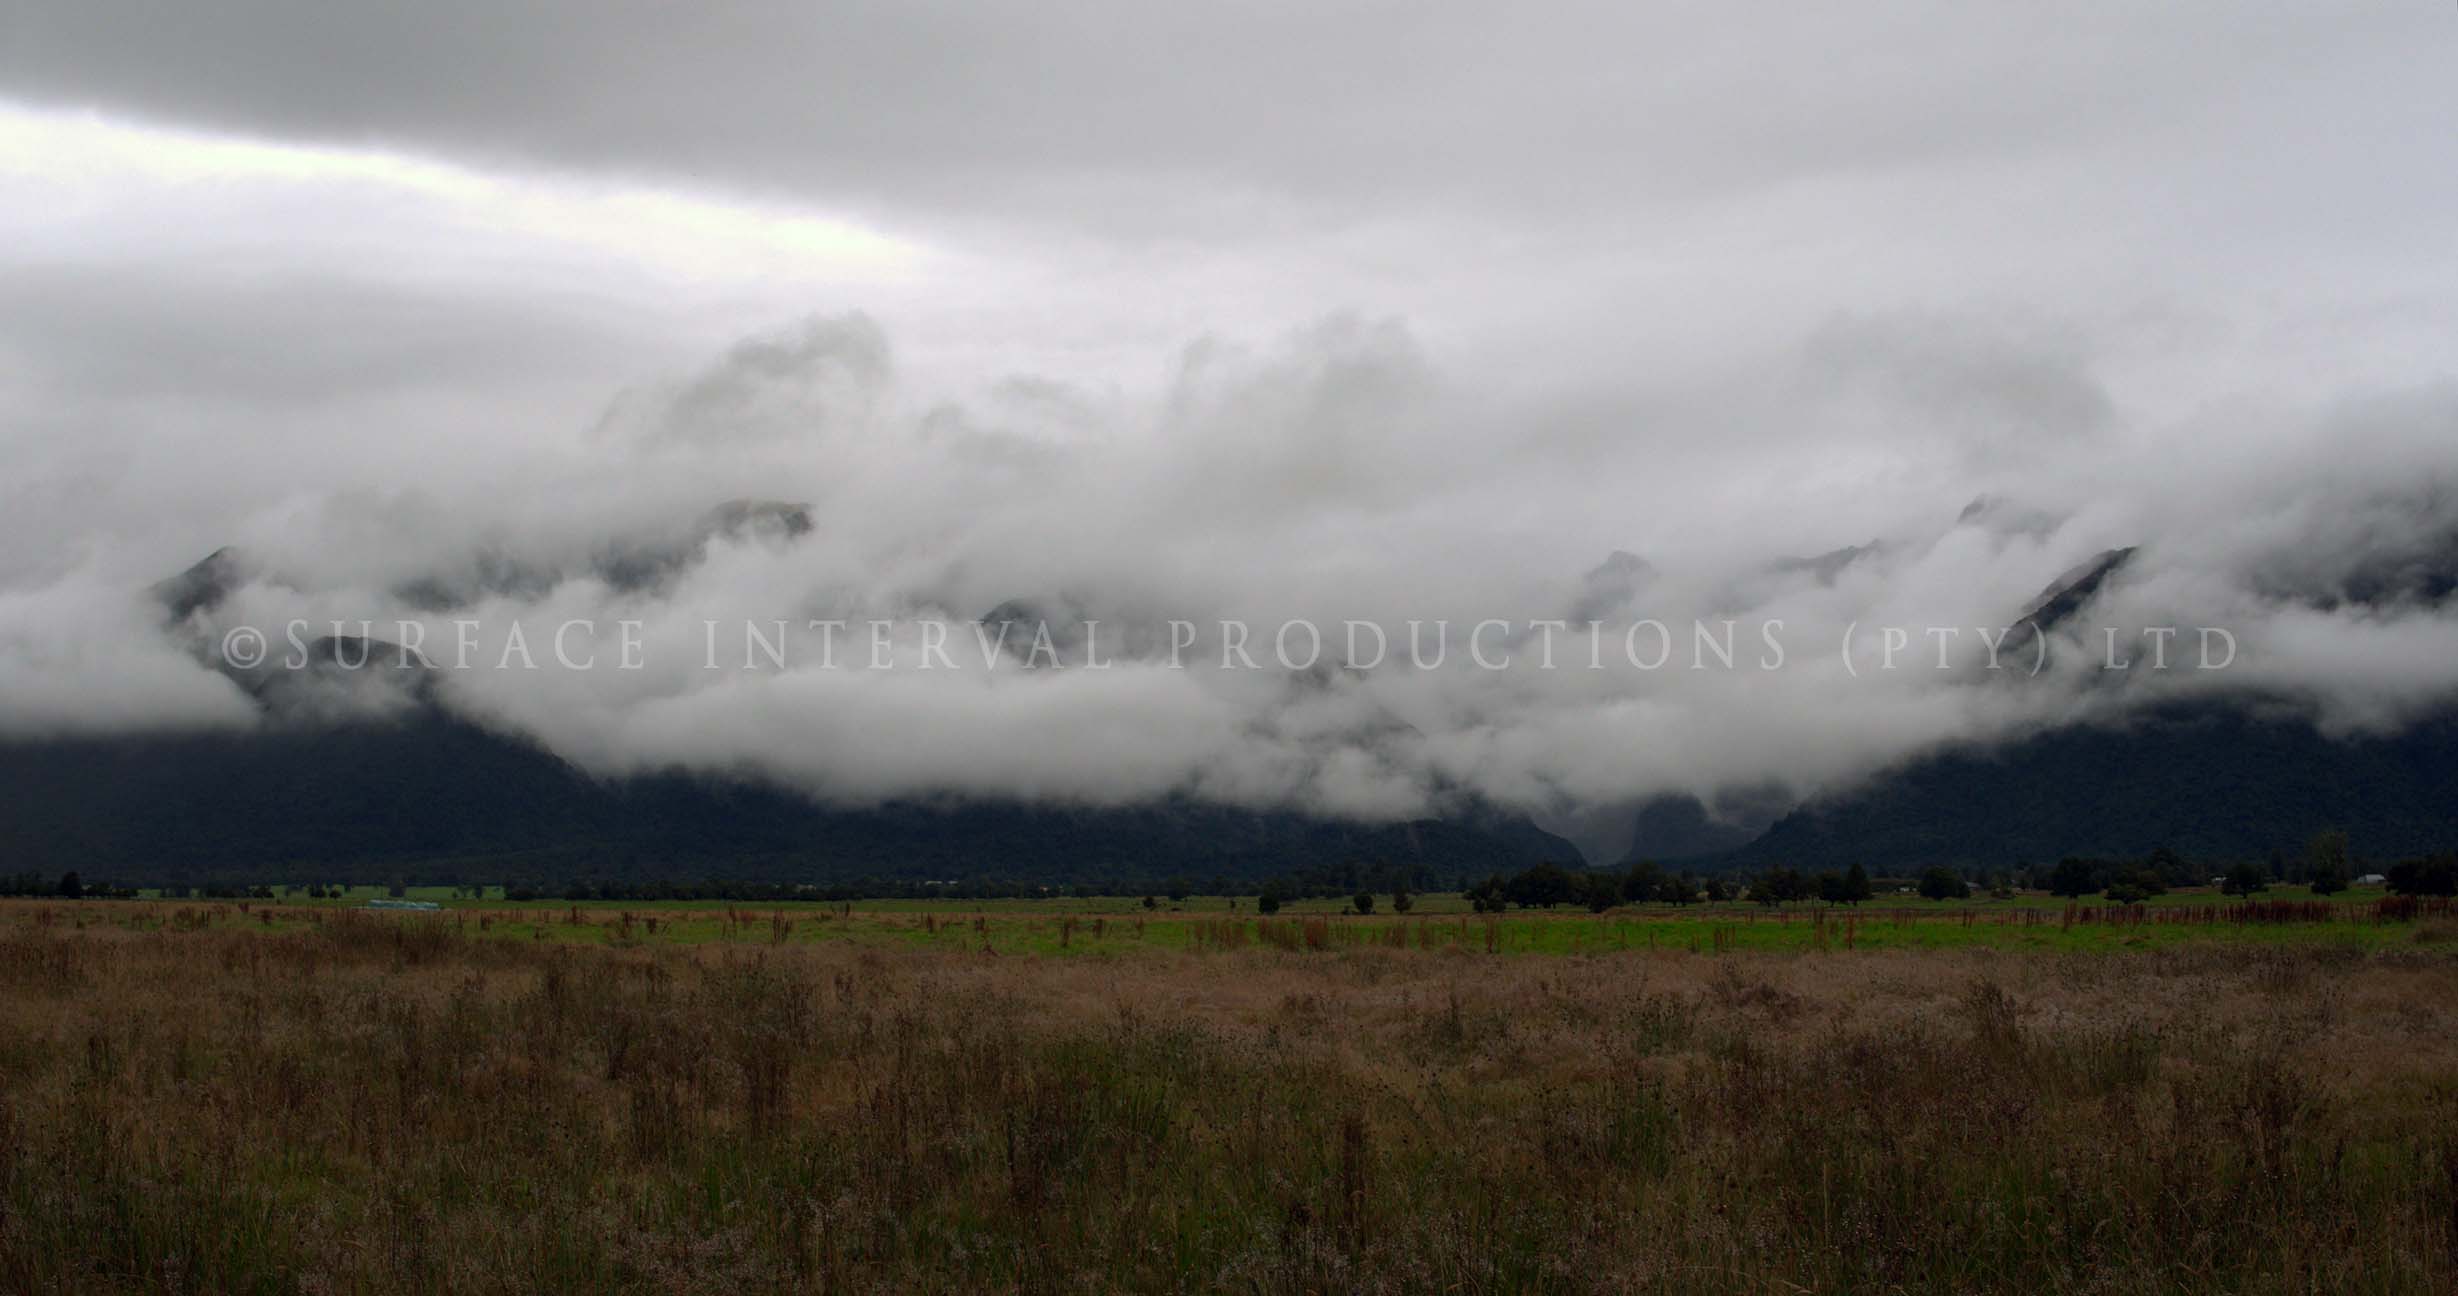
[2,2,2457,853]
[5,1,2449,239]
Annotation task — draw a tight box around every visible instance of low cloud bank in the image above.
[4,313,2455,842]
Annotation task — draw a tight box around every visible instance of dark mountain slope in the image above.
[57,526,1584,889]
[0,715,1577,888]
[1617,793,1766,863]
[1724,705,2458,872]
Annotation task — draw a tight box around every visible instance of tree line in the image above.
[17,833,2458,907]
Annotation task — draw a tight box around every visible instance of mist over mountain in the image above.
[12,432,2458,885]
[12,324,2458,885]
[0,536,1591,886]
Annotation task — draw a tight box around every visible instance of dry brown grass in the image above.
[0,906,2453,1292]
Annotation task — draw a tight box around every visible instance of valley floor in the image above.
[89,887,2458,957]
[2,902,2454,1292]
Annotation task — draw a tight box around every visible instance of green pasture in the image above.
[57,887,2444,957]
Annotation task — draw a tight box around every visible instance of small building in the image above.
[2356,873,2387,887]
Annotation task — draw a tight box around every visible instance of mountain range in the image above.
[1618,537,2458,872]
[9,496,2458,886]
[0,509,1581,887]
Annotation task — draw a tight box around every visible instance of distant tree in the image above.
[1750,867,1805,906]
[1917,867,1970,901]
[1141,895,1158,910]
[1257,889,1284,915]
[1657,873,1699,906]
[1390,887,1413,914]
[2220,863,2269,897]
[1465,874,1510,913]
[1352,891,1375,915]
[2306,830,2351,896]
[1620,861,1665,905]
[56,871,83,900]
[388,878,408,899]
[1815,871,1848,905]
[1842,862,1873,905]
[2143,846,2192,888]
[1504,863,1576,909]
[2104,880,2150,905]
[1703,877,1732,903]
[2048,858,2099,898]
[2386,855,2458,898]
[1165,878,1192,902]
[1582,873,1616,913]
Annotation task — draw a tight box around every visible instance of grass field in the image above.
[81,887,2458,958]
[4,899,2455,1292]
[147,882,2410,916]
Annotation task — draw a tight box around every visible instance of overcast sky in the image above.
[3,2,2455,848]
